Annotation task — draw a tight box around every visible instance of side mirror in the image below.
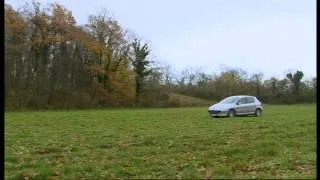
[236,102,239,105]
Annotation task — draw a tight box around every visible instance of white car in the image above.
[208,95,263,118]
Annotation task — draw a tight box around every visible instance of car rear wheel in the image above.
[228,109,235,118]
[255,108,262,117]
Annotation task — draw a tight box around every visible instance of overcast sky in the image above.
[6,0,316,80]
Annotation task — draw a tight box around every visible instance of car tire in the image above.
[228,109,236,118]
[255,108,262,117]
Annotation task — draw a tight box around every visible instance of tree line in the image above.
[5,2,316,110]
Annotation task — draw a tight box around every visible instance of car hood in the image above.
[208,103,234,111]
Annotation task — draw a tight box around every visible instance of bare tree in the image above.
[250,72,264,98]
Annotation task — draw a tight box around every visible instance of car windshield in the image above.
[218,96,240,104]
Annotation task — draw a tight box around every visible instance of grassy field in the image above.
[5,104,316,179]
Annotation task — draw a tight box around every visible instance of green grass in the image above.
[5,104,316,179]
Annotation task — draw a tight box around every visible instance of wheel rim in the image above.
[229,111,234,117]
[256,110,261,116]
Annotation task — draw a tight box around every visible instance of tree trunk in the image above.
[135,77,141,105]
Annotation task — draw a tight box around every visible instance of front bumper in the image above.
[208,110,228,117]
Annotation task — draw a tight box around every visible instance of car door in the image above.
[235,98,247,114]
[245,97,256,114]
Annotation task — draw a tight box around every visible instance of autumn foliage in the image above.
[5,2,136,109]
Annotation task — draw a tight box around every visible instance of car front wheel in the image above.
[228,109,235,118]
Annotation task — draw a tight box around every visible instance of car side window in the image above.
[246,97,255,103]
[237,98,247,105]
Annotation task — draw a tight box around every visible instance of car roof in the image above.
[230,95,255,98]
